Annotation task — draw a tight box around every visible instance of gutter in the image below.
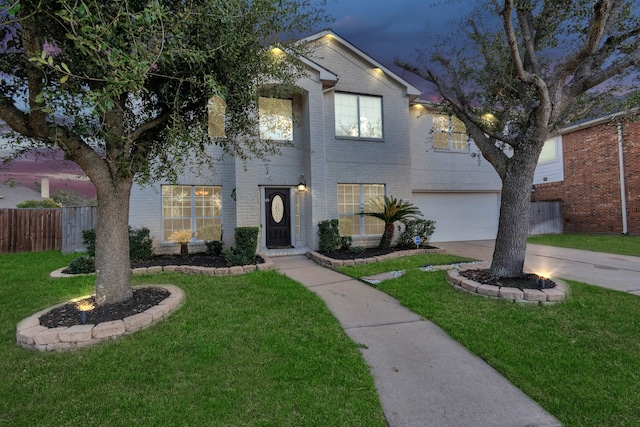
[559,107,639,135]
[617,123,628,234]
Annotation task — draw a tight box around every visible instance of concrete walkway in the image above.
[272,255,561,427]
[437,240,640,295]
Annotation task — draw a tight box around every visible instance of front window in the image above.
[335,93,383,139]
[337,184,385,235]
[433,114,468,151]
[162,185,222,242]
[259,97,293,141]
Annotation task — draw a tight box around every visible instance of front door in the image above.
[265,188,291,248]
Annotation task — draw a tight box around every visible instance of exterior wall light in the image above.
[297,175,307,192]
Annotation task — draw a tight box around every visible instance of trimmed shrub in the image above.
[66,256,95,274]
[81,226,154,261]
[129,227,154,261]
[82,228,96,258]
[318,219,351,253]
[397,218,436,248]
[223,227,259,266]
[16,199,60,208]
[205,240,224,256]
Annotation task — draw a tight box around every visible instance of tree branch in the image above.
[395,59,510,177]
[20,7,48,138]
[128,110,172,143]
[502,0,551,129]
[515,7,541,75]
[501,0,534,84]
[563,51,640,106]
[0,96,32,137]
[550,0,619,89]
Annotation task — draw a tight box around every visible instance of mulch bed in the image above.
[131,253,264,269]
[48,253,265,327]
[460,269,556,290]
[321,246,437,260]
[39,287,170,328]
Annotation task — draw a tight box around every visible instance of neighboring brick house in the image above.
[129,30,502,254]
[532,112,639,234]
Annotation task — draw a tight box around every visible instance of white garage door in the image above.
[412,192,500,242]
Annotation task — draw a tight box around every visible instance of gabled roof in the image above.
[299,30,422,99]
[296,54,339,84]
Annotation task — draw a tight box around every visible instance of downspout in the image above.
[617,122,628,234]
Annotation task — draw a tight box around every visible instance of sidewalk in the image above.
[272,255,561,427]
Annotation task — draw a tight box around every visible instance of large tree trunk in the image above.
[93,176,134,306]
[490,166,535,278]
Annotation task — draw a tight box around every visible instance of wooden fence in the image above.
[61,207,99,253]
[0,207,97,254]
[529,201,562,235]
[0,208,62,253]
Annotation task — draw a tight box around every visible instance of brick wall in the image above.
[532,118,640,234]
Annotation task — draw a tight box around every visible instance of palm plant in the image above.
[363,196,422,249]
[168,230,193,256]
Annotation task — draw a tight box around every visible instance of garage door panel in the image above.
[412,193,499,242]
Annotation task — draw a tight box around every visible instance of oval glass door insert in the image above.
[271,194,284,223]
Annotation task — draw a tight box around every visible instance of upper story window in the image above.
[433,114,468,151]
[538,138,557,162]
[207,95,227,138]
[335,93,383,139]
[259,97,293,141]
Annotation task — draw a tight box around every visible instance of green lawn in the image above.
[340,260,640,427]
[0,251,386,427]
[528,233,640,257]
[336,253,473,279]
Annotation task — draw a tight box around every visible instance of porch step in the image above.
[261,247,309,257]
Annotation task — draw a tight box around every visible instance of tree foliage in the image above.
[0,0,329,304]
[399,0,640,277]
[1,0,328,178]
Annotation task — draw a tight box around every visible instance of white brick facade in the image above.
[129,31,502,252]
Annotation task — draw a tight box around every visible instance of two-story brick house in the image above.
[129,30,502,254]
[532,111,639,234]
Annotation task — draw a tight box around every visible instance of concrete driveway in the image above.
[437,240,640,295]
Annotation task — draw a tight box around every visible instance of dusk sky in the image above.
[0,1,472,198]
[323,1,468,66]
[322,0,473,96]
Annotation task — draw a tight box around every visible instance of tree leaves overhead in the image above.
[0,0,329,183]
[406,0,639,151]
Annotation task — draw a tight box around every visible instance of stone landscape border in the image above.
[16,285,185,352]
[307,248,568,305]
[50,257,274,278]
[307,248,445,269]
[446,269,568,304]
